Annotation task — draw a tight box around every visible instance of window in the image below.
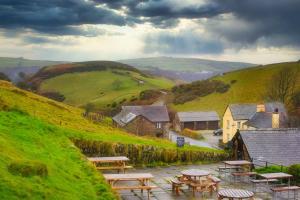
[156,122,162,129]
[237,121,241,129]
[227,120,230,129]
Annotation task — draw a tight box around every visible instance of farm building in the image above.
[174,111,220,132]
[112,105,170,137]
[222,102,288,143]
[232,129,300,167]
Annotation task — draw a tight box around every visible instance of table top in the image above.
[181,169,210,177]
[103,173,154,181]
[87,156,129,163]
[259,172,293,179]
[218,189,254,198]
[223,160,252,166]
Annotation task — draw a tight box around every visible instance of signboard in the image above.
[176,136,185,147]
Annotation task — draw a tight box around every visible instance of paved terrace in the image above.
[104,163,273,200]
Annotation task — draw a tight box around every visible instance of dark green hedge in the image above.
[72,139,229,166]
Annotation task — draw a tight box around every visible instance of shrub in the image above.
[230,80,237,84]
[181,129,204,140]
[288,164,300,184]
[40,91,65,102]
[255,165,287,174]
[72,139,228,166]
[8,161,48,177]
[0,72,10,82]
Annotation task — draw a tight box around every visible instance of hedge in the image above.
[72,139,229,166]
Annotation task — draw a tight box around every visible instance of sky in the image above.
[0,0,299,64]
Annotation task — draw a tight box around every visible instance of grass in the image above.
[0,80,224,151]
[173,61,300,116]
[0,110,115,200]
[0,79,226,199]
[40,70,174,108]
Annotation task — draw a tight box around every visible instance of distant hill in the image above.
[119,57,256,82]
[172,61,300,116]
[29,61,175,109]
[0,57,64,82]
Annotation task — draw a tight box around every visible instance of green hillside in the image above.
[173,62,300,116]
[35,62,174,108]
[0,80,226,199]
[0,57,62,69]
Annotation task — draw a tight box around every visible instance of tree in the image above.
[266,67,299,104]
[0,72,10,82]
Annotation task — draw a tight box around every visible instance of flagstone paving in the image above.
[103,163,276,200]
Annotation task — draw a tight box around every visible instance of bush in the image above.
[181,129,204,140]
[72,139,228,166]
[0,72,10,82]
[230,80,237,84]
[172,80,230,104]
[288,164,300,184]
[255,165,287,174]
[8,161,48,177]
[40,91,65,102]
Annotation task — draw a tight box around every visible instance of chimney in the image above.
[256,104,265,112]
[272,108,280,128]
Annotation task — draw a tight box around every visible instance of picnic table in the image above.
[223,160,253,181]
[181,169,210,181]
[103,173,157,200]
[88,156,132,173]
[259,172,293,186]
[181,169,212,196]
[218,189,254,200]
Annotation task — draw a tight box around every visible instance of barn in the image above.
[174,111,220,131]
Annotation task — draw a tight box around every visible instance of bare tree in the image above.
[266,67,299,104]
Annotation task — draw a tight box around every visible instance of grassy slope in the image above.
[0,57,62,69]
[40,70,174,107]
[0,111,115,200]
[0,80,221,150]
[0,81,226,199]
[173,62,300,116]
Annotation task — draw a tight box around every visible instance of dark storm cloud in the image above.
[144,32,224,54]
[0,0,126,35]
[206,0,300,47]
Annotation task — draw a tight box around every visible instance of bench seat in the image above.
[96,165,133,170]
[251,179,278,183]
[271,186,300,192]
[232,172,257,176]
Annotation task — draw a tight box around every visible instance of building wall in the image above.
[222,107,248,143]
[123,116,167,137]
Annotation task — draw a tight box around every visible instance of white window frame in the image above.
[156,122,162,129]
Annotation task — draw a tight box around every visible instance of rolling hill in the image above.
[30,61,175,108]
[0,57,64,82]
[119,57,256,82]
[172,61,300,116]
[0,80,226,199]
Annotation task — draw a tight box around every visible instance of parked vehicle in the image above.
[213,129,223,136]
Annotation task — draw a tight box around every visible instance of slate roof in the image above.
[113,105,170,126]
[177,111,220,122]
[244,112,287,128]
[239,129,300,166]
[228,102,287,121]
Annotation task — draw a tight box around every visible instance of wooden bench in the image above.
[251,179,278,192]
[271,186,300,200]
[112,185,157,200]
[169,179,184,195]
[209,176,221,192]
[232,172,257,182]
[218,166,241,171]
[96,165,133,173]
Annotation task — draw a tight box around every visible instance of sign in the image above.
[176,136,185,147]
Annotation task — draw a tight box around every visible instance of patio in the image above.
[111,163,273,200]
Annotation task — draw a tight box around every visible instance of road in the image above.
[168,130,218,149]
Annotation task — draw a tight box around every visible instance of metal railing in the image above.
[251,158,285,171]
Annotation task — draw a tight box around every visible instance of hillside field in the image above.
[0,80,226,198]
[39,70,174,107]
[173,62,300,116]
